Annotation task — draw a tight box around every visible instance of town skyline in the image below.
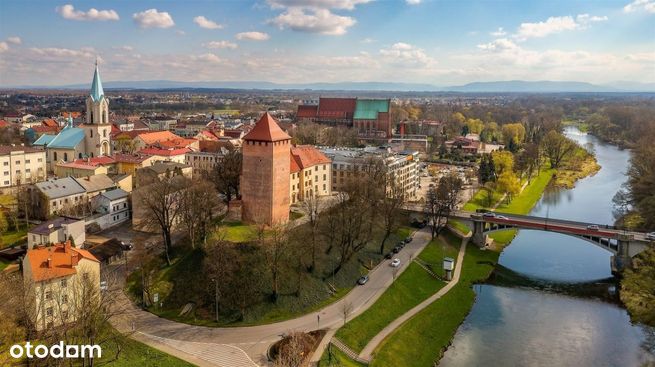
[1,0,654,87]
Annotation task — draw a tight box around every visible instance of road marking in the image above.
[138,332,260,367]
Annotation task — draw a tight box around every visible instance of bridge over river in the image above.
[435,210,652,272]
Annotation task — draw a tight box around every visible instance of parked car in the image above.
[404,236,413,244]
[357,275,369,285]
[385,252,393,259]
[392,246,401,254]
[397,241,406,248]
[120,241,133,250]
[646,232,655,240]
[390,258,401,267]
[587,224,600,231]
[482,212,496,218]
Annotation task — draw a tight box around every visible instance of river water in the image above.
[440,127,655,366]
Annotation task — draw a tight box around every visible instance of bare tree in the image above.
[263,223,294,302]
[300,194,321,272]
[180,177,222,248]
[425,173,463,238]
[136,174,186,265]
[378,174,405,255]
[541,130,577,169]
[212,149,242,202]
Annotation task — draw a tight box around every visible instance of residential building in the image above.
[135,161,193,187]
[22,242,100,331]
[31,177,87,218]
[92,188,130,228]
[321,147,419,200]
[27,217,86,249]
[138,147,190,164]
[241,113,291,225]
[88,238,124,266]
[72,174,116,199]
[289,145,331,204]
[0,145,47,188]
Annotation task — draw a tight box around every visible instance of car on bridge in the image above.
[482,212,496,218]
[647,232,655,241]
[587,224,600,231]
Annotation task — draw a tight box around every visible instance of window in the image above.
[25,169,30,173]
[3,181,8,185]
[25,159,30,164]
[62,294,68,303]
[60,279,67,288]
[53,152,57,161]
[323,184,326,191]
[3,171,7,176]
[323,174,326,180]
[2,162,7,166]
[90,130,93,138]
[103,129,107,138]
[38,158,42,162]
[46,307,53,317]
[15,160,20,165]
[63,153,68,161]
[45,291,52,300]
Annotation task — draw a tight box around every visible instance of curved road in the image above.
[110,227,434,366]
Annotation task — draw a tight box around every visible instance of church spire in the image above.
[90,59,104,102]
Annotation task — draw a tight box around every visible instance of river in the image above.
[440,127,655,367]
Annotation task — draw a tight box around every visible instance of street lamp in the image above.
[211,278,218,323]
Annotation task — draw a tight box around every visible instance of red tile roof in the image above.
[42,119,59,128]
[291,145,331,169]
[297,105,318,118]
[243,113,291,142]
[137,131,181,145]
[290,154,301,173]
[139,147,190,156]
[317,98,356,119]
[158,138,197,149]
[112,153,151,163]
[196,130,220,141]
[72,156,116,166]
[25,241,99,282]
[61,112,82,119]
[32,125,59,133]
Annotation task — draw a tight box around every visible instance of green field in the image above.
[97,332,194,367]
[320,345,366,367]
[335,235,459,353]
[370,243,499,367]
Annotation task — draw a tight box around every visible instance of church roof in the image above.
[33,133,56,146]
[90,63,105,102]
[242,113,291,142]
[46,126,85,149]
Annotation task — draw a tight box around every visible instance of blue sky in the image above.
[0,0,653,86]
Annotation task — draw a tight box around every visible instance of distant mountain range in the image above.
[4,80,655,93]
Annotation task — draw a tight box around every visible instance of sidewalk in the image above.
[358,235,469,362]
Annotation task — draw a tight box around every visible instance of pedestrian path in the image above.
[358,236,469,362]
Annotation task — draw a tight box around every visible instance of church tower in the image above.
[241,113,291,225]
[82,61,111,157]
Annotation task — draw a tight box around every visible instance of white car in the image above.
[390,258,401,267]
[587,225,600,231]
[646,232,655,241]
[496,215,508,220]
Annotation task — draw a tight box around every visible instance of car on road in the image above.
[357,275,369,285]
[587,224,600,231]
[482,212,496,218]
[390,258,401,267]
[385,252,393,259]
[392,246,401,254]
[646,232,655,240]
[496,215,508,220]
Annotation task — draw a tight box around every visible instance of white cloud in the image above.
[406,0,422,5]
[379,42,436,66]
[490,27,506,36]
[266,0,372,10]
[235,31,270,41]
[29,47,95,58]
[477,38,519,51]
[204,41,238,49]
[361,37,375,43]
[7,37,21,45]
[132,9,175,29]
[56,4,119,21]
[113,45,134,51]
[623,0,655,13]
[191,53,223,64]
[0,42,8,53]
[269,8,355,35]
[514,14,607,40]
[193,16,224,29]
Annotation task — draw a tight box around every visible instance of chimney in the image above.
[47,258,52,268]
[71,251,79,267]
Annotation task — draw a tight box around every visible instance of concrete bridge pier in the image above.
[612,234,633,274]
[471,218,488,248]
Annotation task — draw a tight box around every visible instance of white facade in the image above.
[0,147,47,188]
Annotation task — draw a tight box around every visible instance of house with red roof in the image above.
[289,145,332,204]
[22,241,100,330]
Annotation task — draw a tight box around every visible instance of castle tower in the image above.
[82,61,111,157]
[241,113,291,225]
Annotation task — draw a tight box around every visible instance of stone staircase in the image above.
[330,337,370,364]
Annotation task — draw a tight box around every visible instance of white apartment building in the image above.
[0,145,47,189]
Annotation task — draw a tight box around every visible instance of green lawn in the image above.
[217,221,257,243]
[370,242,499,367]
[1,227,28,249]
[494,169,555,215]
[320,345,366,367]
[335,235,458,353]
[96,332,195,367]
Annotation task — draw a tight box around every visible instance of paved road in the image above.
[359,236,469,361]
[110,226,435,366]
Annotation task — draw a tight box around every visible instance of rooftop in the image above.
[90,62,104,102]
[73,174,116,193]
[29,217,82,235]
[35,177,86,199]
[291,145,331,169]
[101,188,128,201]
[46,126,85,149]
[242,113,291,142]
[25,242,98,282]
[0,145,43,155]
[139,147,191,156]
[354,99,390,120]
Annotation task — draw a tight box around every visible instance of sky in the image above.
[0,0,653,87]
